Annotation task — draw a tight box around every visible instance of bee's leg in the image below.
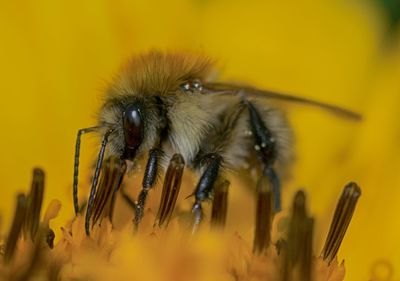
[73,126,102,215]
[134,148,162,227]
[154,154,185,228]
[246,101,281,211]
[264,167,281,211]
[191,153,223,233]
[85,129,114,236]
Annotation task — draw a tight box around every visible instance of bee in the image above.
[73,51,361,235]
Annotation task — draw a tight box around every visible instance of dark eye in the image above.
[123,104,143,155]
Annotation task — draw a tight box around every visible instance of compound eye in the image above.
[123,104,143,152]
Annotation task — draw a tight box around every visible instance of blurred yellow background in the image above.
[0,0,399,280]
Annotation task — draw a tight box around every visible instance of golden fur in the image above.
[108,51,214,98]
[98,50,293,176]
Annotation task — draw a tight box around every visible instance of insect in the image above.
[73,51,361,235]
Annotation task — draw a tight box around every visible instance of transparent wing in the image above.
[203,82,362,121]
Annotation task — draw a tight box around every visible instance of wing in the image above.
[203,82,362,121]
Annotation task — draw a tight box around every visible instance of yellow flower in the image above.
[1,0,400,280]
[0,165,358,281]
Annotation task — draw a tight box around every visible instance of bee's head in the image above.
[97,51,215,162]
[98,96,164,161]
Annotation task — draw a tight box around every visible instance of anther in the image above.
[91,157,126,227]
[321,182,361,264]
[210,179,230,231]
[4,194,27,263]
[253,175,273,254]
[154,154,185,228]
[24,168,45,240]
[282,190,314,281]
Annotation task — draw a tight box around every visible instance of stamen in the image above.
[253,175,273,254]
[282,190,314,281]
[91,158,111,227]
[321,182,361,264]
[24,168,45,240]
[4,194,27,263]
[16,227,47,281]
[210,179,230,231]
[91,157,126,226]
[109,160,127,221]
[154,154,185,228]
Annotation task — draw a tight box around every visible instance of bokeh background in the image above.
[1,0,399,280]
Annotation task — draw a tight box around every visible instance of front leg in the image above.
[134,148,162,228]
[191,153,223,233]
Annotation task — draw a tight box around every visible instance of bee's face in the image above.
[97,96,163,161]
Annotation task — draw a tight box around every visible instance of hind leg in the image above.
[246,100,282,211]
[189,103,246,232]
[188,98,286,232]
